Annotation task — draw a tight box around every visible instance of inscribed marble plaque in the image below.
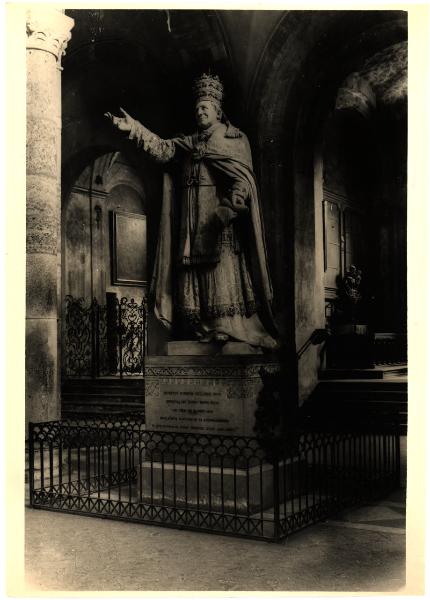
[146,383,242,435]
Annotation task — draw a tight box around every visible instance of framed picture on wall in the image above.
[111,210,147,286]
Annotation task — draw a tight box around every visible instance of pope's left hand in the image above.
[231,192,248,213]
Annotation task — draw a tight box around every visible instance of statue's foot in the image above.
[263,337,280,351]
[197,333,213,343]
[214,332,229,343]
[196,331,230,344]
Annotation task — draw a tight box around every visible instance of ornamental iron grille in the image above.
[374,333,407,366]
[28,416,400,542]
[63,296,147,379]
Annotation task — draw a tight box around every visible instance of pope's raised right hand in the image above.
[104,107,134,132]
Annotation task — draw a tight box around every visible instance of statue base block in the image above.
[144,354,280,437]
[166,340,263,356]
[137,457,302,515]
[142,355,287,516]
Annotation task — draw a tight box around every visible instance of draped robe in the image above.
[129,119,277,349]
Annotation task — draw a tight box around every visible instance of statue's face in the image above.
[195,100,220,130]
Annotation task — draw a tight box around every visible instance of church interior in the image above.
[23,7,410,583]
[41,9,407,413]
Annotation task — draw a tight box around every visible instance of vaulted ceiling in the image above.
[62,9,407,166]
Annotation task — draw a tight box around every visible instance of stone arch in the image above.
[248,10,407,401]
[68,151,146,202]
[61,149,149,302]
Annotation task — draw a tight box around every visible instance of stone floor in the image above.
[25,489,406,593]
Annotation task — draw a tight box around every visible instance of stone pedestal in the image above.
[142,353,281,512]
[26,9,74,424]
[145,354,279,437]
[167,340,263,356]
[138,458,302,514]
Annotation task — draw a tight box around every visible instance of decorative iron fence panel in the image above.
[374,333,407,365]
[63,297,94,377]
[28,417,400,542]
[63,296,146,379]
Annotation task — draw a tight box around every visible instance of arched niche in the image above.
[62,151,148,304]
[62,147,168,360]
[323,42,407,335]
[248,11,407,402]
[319,106,380,330]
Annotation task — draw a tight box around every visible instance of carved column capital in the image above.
[26,8,74,61]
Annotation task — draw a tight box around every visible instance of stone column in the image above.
[26,8,74,424]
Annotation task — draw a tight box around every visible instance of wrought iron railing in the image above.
[374,333,407,366]
[28,416,400,542]
[63,296,146,379]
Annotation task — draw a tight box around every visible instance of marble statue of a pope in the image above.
[106,73,277,350]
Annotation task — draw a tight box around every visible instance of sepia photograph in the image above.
[5,1,428,595]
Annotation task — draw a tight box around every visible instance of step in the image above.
[62,392,144,400]
[62,392,145,418]
[313,392,407,405]
[62,398,145,411]
[63,379,144,391]
[310,387,407,410]
[315,379,407,392]
[62,407,144,418]
[308,376,408,435]
[320,364,407,380]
